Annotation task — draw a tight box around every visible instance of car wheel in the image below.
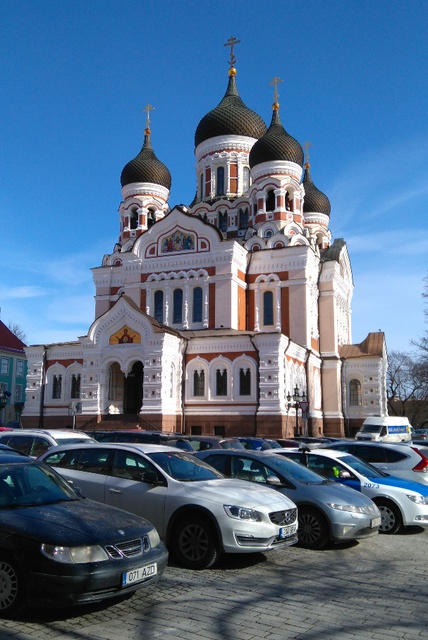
[0,557,24,616]
[298,507,329,550]
[375,499,403,534]
[173,515,220,569]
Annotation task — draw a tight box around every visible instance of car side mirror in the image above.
[266,475,282,486]
[141,470,162,485]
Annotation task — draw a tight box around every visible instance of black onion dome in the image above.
[249,107,304,168]
[194,70,266,147]
[303,163,331,216]
[120,129,172,189]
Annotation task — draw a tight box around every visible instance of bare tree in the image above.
[7,322,27,343]
[412,272,428,357]
[387,351,428,428]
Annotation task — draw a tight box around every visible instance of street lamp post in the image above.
[287,385,308,437]
[0,390,12,423]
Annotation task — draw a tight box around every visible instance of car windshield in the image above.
[0,461,80,508]
[148,451,224,481]
[338,454,388,478]
[359,424,381,433]
[266,455,329,484]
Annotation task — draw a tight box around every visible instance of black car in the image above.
[96,430,194,451]
[0,455,168,615]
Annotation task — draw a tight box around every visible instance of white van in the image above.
[355,417,412,442]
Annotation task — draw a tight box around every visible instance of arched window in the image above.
[192,287,203,323]
[238,208,249,230]
[266,189,275,212]
[219,210,228,232]
[154,290,164,323]
[173,288,183,324]
[52,375,62,399]
[71,374,81,399]
[193,370,205,397]
[199,173,204,198]
[130,208,138,229]
[216,369,227,396]
[349,379,362,406]
[239,368,251,396]
[242,167,250,193]
[263,291,274,326]
[216,167,225,196]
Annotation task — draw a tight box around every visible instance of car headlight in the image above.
[407,494,428,505]
[147,527,161,547]
[224,505,261,521]
[327,503,373,515]
[41,543,109,563]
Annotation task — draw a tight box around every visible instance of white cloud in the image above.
[0,285,48,299]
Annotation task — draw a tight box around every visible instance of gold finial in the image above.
[143,104,154,133]
[270,76,283,109]
[224,36,240,71]
[304,141,312,167]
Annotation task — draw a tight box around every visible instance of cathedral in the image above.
[23,41,388,438]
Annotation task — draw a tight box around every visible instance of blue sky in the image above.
[1,0,427,353]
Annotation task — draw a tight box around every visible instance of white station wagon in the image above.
[39,443,298,569]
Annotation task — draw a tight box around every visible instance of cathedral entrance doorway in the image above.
[124,361,144,414]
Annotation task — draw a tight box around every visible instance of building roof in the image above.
[249,106,304,168]
[194,70,266,147]
[302,163,331,216]
[120,129,172,189]
[0,321,26,354]
[340,332,386,358]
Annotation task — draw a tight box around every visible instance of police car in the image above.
[274,448,428,534]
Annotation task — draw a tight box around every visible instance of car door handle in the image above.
[108,488,122,494]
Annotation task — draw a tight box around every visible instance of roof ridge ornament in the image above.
[304,140,312,168]
[224,36,240,76]
[269,76,283,111]
[143,103,154,135]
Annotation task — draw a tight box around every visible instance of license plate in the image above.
[122,562,157,587]
[279,523,298,538]
[371,517,381,528]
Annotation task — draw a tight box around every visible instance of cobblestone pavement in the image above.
[1,527,427,640]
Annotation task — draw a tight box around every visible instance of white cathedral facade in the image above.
[23,50,388,438]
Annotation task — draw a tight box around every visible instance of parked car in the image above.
[6,421,22,429]
[39,443,298,569]
[0,429,96,458]
[413,429,428,440]
[323,441,428,486]
[0,453,168,616]
[179,436,245,451]
[0,443,28,457]
[275,448,428,534]
[236,437,282,450]
[96,430,194,452]
[195,449,380,549]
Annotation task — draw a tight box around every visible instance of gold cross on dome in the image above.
[143,104,154,129]
[270,76,283,103]
[304,141,313,164]
[224,36,240,67]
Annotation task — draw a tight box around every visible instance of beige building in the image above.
[23,53,388,438]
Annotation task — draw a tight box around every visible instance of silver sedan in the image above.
[195,449,380,549]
